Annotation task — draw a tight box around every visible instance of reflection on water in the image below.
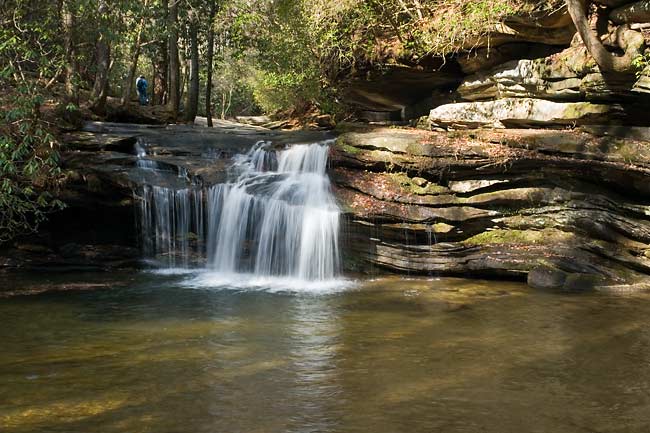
[287,297,341,433]
[1,273,650,433]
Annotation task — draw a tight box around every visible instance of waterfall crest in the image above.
[136,140,340,282]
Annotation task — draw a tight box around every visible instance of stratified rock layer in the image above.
[331,127,650,291]
[457,46,650,103]
[429,98,616,129]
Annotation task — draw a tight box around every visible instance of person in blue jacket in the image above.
[136,75,148,106]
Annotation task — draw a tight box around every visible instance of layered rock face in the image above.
[331,127,650,291]
[342,6,576,119]
[344,2,650,124]
[427,1,650,128]
[434,45,650,128]
[327,0,650,291]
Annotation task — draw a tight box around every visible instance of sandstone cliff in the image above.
[331,126,650,292]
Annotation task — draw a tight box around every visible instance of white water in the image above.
[137,140,341,284]
[206,141,340,280]
[138,186,204,268]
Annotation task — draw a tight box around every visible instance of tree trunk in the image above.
[179,45,187,106]
[566,0,645,73]
[62,0,78,103]
[91,0,110,114]
[184,8,200,122]
[154,40,168,105]
[154,0,169,105]
[121,0,149,106]
[205,0,217,127]
[168,0,180,121]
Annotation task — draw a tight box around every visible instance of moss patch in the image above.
[387,172,448,195]
[433,223,455,234]
[339,143,362,155]
[463,229,572,246]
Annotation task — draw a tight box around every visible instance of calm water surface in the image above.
[1,272,650,433]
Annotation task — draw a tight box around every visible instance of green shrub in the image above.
[0,82,65,243]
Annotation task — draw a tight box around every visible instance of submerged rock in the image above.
[528,266,568,290]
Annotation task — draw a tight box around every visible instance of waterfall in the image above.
[136,140,340,282]
[206,141,340,280]
[138,186,204,268]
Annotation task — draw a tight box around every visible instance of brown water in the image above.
[1,272,650,433]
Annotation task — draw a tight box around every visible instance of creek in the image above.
[2,273,650,432]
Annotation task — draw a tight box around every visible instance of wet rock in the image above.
[61,132,138,152]
[528,266,569,290]
[1,121,338,272]
[563,273,608,292]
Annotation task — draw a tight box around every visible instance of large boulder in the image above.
[428,98,615,129]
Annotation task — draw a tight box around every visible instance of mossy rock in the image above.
[463,229,571,246]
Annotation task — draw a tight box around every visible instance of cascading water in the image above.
[138,186,204,268]
[135,139,341,283]
[207,141,340,280]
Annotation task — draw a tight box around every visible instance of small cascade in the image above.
[206,141,340,281]
[135,139,341,281]
[138,186,204,268]
[135,136,205,268]
[425,224,437,278]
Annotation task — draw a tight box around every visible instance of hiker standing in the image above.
[136,75,148,106]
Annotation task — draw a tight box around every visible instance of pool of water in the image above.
[1,272,650,433]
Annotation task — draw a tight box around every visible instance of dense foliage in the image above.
[0,86,65,243]
[1,1,67,242]
[214,0,565,113]
[1,0,566,116]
